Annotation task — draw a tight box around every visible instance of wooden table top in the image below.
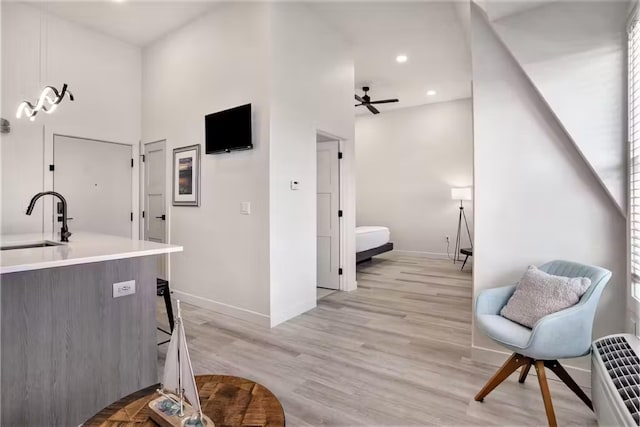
[84,375,285,427]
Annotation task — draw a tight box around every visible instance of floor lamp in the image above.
[451,187,472,263]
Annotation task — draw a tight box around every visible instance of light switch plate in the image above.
[290,180,300,190]
[240,201,251,215]
[113,280,136,298]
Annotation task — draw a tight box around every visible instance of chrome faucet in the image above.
[26,191,72,242]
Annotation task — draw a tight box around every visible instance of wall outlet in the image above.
[240,201,251,215]
[113,280,135,298]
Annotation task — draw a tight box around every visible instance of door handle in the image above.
[155,215,166,220]
[57,216,74,222]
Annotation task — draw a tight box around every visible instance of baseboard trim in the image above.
[270,298,316,327]
[392,250,454,261]
[471,346,591,388]
[172,289,270,328]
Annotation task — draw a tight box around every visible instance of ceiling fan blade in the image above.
[355,103,365,107]
[366,104,380,114]
[368,99,399,105]
[355,94,364,103]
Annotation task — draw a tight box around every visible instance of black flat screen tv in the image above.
[205,104,252,154]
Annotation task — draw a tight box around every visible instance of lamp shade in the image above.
[451,187,472,201]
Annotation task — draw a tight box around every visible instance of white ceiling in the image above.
[483,0,559,22]
[26,1,218,47]
[26,1,472,115]
[310,2,472,114]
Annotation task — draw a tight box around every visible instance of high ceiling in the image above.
[27,1,218,46]
[25,1,473,115]
[483,0,559,21]
[310,2,472,114]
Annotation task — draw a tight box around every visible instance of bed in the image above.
[356,226,393,263]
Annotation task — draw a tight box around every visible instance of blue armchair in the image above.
[474,260,612,427]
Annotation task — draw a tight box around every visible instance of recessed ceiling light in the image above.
[426,90,437,96]
[396,55,408,63]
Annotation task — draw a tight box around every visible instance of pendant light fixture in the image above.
[16,84,74,121]
[15,6,74,122]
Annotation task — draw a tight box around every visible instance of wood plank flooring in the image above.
[317,287,337,300]
[157,253,596,426]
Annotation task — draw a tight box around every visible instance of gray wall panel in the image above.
[1,256,157,426]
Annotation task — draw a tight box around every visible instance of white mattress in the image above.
[356,226,391,252]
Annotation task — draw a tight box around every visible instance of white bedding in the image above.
[356,226,391,252]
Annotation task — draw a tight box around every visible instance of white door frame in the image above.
[141,139,168,241]
[317,129,349,291]
[316,138,341,290]
[140,139,170,278]
[43,127,139,238]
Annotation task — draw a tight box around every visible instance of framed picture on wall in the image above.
[172,144,200,206]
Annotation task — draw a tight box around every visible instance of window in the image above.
[630,8,640,302]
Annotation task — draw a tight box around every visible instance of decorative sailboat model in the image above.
[148,300,214,427]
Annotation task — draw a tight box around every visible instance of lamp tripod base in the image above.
[453,203,472,264]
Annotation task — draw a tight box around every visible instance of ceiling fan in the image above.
[355,86,399,115]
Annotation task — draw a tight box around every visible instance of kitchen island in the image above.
[0,232,182,426]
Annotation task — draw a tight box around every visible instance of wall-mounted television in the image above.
[205,104,253,154]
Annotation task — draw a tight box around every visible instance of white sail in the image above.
[178,318,202,413]
[160,300,202,414]
[161,322,180,394]
[151,300,211,425]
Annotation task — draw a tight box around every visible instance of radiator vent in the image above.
[595,336,640,424]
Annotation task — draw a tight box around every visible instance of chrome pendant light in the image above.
[16,84,74,121]
[15,4,74,122]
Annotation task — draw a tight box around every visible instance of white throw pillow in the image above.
[500,265,591,328]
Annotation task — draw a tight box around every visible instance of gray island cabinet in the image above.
[0,232,182,426]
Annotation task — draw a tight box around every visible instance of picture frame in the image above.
[172,144,200,206]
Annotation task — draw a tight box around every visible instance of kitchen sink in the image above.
[1,241,63,250]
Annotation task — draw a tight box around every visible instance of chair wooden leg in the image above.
[518,360,532,384]
[544,360,593,410]
[535,361,557,427]
[475,353,529,402]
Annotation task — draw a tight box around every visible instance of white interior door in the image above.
[317,140,340,290]
[53,135,132,237]
[144,140,167,279]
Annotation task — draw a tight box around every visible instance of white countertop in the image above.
[0,232,183,274]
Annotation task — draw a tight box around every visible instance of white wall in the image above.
[142,3,355,327]
[1,2,141,235]
[491,1,628,213]
[269,3,355,326]
[142,2,272,324]
[355,100,473,257]
[471,4,626,374]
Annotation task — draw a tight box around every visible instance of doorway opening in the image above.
[316,133,341,295]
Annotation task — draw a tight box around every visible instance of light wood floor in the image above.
[317,287,336,300]
[157,252,596,426]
